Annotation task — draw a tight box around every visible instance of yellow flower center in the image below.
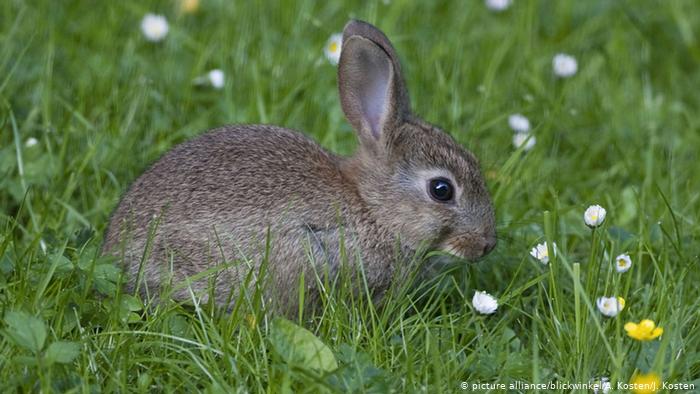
[328,42,339,53]
[618,259,626,267]
[617,297,625,308]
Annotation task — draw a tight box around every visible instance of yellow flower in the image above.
[178,0,199,14]
[245,313,257,329]
[624,319,663,341]
[618,297,626,309]
[630,372,661,394]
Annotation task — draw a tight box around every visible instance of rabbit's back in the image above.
[102,125,382,308]
[122,125,343,213]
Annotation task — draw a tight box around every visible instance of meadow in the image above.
[1,0,699,392]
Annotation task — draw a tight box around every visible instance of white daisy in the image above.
[141,14,169,42]
[193,69,225,89]
[592,377,612,394]
[324,33,343,65]
[508,113,531,133]
[485,0,512,12]
[584,204,606,228]
[615,253,632,273]
[25,137,39,148]
[552,53,578,78]
[596,296,625,317]
[530,241,556,265]
[512,132,535,151]
[207,69,225,89]
[472,291,498,315]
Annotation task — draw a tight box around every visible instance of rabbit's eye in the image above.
[428,178,454,202]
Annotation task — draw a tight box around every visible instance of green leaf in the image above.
[167,314,192,338]
[49,252,74,274]
[269,318,338,373]
[3,311,47,353]
[12,355,38,366]
[93,263,122,294]
[119,295,144,323]
[94,263,121,281]
[0,250,14,275]
[636,340,661,372]
[120,295,143,312]
[45,341,81,364]
[137,373,152,392]
[327,344,392,393]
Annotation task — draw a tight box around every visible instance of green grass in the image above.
[2,0,700,392]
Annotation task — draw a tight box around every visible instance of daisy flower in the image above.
[193,69,226,89]
[141,14,169,42]
[324,33,343,65]
[512,132,535,151]
[584,204,606,227]
[615,253,632,273]
[485,0,512,12]
[624,319,663,341]
[592,377,611,394]
[630,372,661,394]
[25,137,39,148]
[553,53,578,78]
[508,113,531,133]
[472,291,498,315]
[596,296,625,317]
[207,69,225,89]
[530,241,556,265]
[178,0,199,14]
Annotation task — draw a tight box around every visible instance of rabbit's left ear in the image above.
[338,20,411,149]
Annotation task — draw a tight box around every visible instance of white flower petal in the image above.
[553,53,578,78]
[512,132,535,151]
[485,0,512,11]
[615,253,632,273]
[472,291,498,314]
[25,137,39,148]
[324,33,343,65]
[592,377,611,394]
[508,113,531,133]
[583,204,606,227]
[208,69,225,89]
[596,296,624,317]
[141,14,169,42]
[530,241,556,264]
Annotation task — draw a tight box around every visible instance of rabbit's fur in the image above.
[102,20,496,314]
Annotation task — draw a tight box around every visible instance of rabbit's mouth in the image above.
[438,235,496,261]
[439,244,471,260]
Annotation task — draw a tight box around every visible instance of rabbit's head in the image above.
[339,20,496,261]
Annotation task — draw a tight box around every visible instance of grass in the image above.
[2,0,700,392]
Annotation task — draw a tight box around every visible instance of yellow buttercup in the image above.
[624,319,663,341]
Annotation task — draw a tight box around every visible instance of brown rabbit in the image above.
[102,20,496,314]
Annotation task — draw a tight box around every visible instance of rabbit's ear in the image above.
[338,20,411,150]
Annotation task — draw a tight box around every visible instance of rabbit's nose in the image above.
[482,235,497,256]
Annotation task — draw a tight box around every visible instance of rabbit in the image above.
[102,20,496,315]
